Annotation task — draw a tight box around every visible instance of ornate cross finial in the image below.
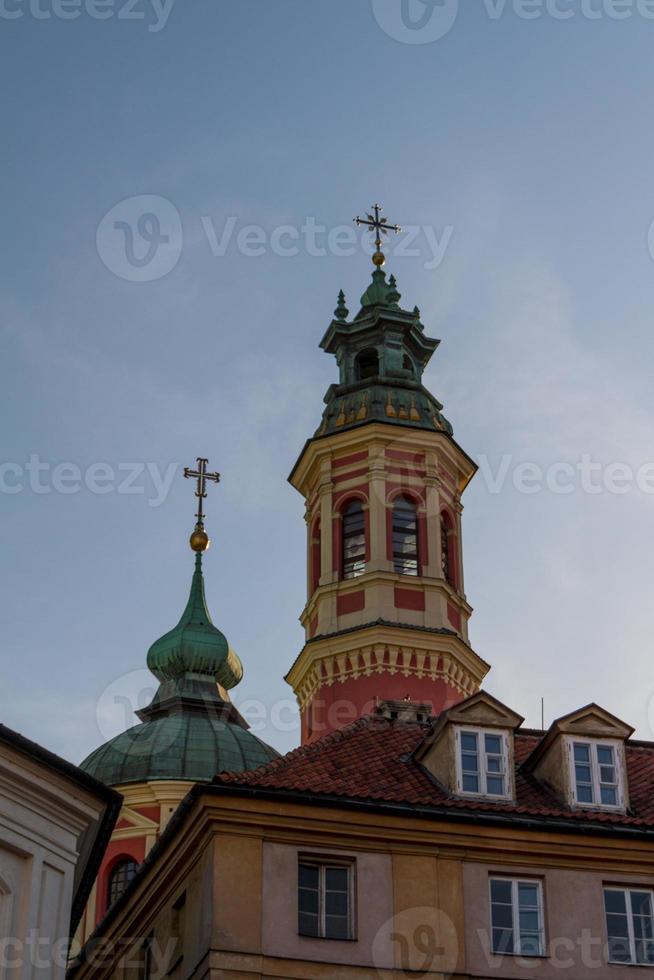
[184,457,220,552]
[354,203,401,268]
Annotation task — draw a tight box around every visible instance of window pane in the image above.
[636,940,654,965]
[633,914,654,941]
[325,890,348,917]
[299,865,319,889]
[487,756,501,773]
[491,879,513,904]
[325,915,349,940]
[631,892,652,915]
[486,776,505,796]
[108,859,138,906]
[518,883,540,909]
[576,784,594,804]
[600,766,616,784]
[574,743,590,763]
[492,928,514,954]
[606,914,630,940]
[461,732,478,752]
[299,886,319,915]
[485,734,501,755]
[608,937,632,963]
[491,904,513,929]
[519,910,540,932]
[575,764,592,783]
[462,753,478,773]
[600,787,617,806]
[605,890,627,915]
[520,933,542,957]
[299,912,320,937]
[325,867,348,892]
[462,774,479,793]
[597,745,615,765]
[393,499,418,577]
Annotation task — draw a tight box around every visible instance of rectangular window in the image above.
[136,936,152,980]
[490,878,545,957]
[605,888,654,965]
[569,740,622,808]
[457,728,509,799]
[298,860,354,940]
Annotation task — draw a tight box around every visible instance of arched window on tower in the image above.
[441,511,456,588]
[342,500,366,579]
[356,348,379,381]
[310,518,321,594]
[402,354,415,378]
[392,496,419,576]
[108,858,139,908]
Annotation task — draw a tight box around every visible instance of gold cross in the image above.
[184,457,220,528]
[354,203,401,267]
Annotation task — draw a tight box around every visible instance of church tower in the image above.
[77,460,278,938]
[286,206,489,744]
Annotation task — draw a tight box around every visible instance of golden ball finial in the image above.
[372,249,386,267]
[189,526,210,552]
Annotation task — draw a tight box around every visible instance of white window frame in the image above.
[489,877,545,958]
[298,858,356,941]
[604,886,654,965]
[454,727,511,800]
[565,737,625,810]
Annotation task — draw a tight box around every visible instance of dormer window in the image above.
[455,727,510,799]
[567,738,624,809]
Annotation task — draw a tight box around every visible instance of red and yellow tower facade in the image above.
[286,262,489,744]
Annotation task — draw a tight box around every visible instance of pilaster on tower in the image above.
[286,240,489,745]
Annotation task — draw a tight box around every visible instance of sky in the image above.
[3,0,654,762]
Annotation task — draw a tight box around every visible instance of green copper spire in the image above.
[312,208,456,441]
[334,290,349,322]
[387,274,401,308]
[146,551,243,689]
[80,456,278,786]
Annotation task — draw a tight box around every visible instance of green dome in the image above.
[147,552,243,690]
[80,550,278,786]
[80,708,278,786]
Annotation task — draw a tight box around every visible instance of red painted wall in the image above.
[302,673,465,744]
[93,803,160,923]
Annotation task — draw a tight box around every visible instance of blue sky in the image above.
[3,0,654,761]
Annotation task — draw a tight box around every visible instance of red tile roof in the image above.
[216,715,654,829]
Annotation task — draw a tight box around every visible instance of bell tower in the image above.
[286,205,489,744]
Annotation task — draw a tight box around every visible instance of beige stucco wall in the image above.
[463,861,654,978]
[261,842,394,969]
